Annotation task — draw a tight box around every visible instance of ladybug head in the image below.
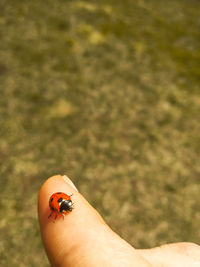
[59,199,73,213]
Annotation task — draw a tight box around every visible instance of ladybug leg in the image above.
[48,211,53,219]
[59,212,65,220]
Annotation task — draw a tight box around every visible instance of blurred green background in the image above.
[0,0,200,266]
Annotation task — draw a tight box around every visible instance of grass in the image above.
[0,0,200,265]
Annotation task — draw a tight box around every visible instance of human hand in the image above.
[38,175,200,267]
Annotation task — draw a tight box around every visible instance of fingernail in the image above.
[62,175,78,191]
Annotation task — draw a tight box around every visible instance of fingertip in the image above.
[38,174,104,266]
[38,174,81,265]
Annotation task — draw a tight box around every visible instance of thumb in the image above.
[38,175,152,267]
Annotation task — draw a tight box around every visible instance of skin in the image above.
[38,175,200,267]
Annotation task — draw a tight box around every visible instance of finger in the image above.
[38,175,152,267]
[138,243,200,267]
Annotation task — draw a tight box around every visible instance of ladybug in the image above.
[48,192,73,221]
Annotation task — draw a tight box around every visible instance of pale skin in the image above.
[38,175,200,267]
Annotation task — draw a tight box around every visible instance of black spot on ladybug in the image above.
[50,198,53,202]
[57,197,63,203]
[57,192,62,194]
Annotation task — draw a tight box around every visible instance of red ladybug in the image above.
[48,192,73,221]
